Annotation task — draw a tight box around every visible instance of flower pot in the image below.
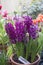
[10,53,40,65]
[7,60,12,65]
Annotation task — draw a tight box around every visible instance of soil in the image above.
[13,54,23,64]
[12,54,38,64]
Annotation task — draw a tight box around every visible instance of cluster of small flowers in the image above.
[33,14,43,24]
[5,23,16,43]
[5,16,38,44]
[23,16,38,39]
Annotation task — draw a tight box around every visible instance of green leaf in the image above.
[7,45,13,58]
[0,22,3,30]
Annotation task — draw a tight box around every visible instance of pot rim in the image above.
[10,53,40,65]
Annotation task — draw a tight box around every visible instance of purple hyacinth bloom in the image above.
[22,16,38,39]
[22,16,33,32]
[15,21,26,42]
[29,25,38,39]
[5,23,16,43]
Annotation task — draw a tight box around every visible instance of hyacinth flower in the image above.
[22,16,33,33]
[5,23,16,43]
[29,25,38,39]
[22,16,38,39]
[5,21,26,43]
[15,21,26,42]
